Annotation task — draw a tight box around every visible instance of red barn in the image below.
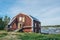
[7,13,41,33]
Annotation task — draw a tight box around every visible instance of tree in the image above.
[0,16,10,30]
[0,17,5,30]
[4,16,10,27]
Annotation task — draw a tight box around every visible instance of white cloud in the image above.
[42,17,60,26]
[40,7,60,18]
[37,7,60,26]
[6,0,60,25]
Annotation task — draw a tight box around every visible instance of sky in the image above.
[0,0,60,26]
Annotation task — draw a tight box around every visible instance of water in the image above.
[41,27,60,34]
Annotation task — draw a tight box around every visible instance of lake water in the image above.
[41,27,60,34]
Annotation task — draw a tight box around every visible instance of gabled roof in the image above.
[8,13,40,25]
[30,15,39,22]
[17,13,40,22]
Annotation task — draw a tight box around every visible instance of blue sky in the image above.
[0,0,60,26]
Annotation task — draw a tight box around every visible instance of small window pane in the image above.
[19,17,22,21]
[22,17,25,22]
[35,23,36,27]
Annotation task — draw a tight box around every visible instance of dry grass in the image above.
[0,31,60,40]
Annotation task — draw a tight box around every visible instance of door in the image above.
[18,23,22,29]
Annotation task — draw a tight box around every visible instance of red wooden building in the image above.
[7,13,41,33]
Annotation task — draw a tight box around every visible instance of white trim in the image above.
[28,15,34,32]
[24,26,32,27]
[18,13,33,26]
[8,17,16,25]
[18,13,34,32]
[23,26,32,28]
[8,13,34,32]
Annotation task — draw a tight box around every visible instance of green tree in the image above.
[0,17,5,30]
[4,16,10,27]
[0,16,10,30]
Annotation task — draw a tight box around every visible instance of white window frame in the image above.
[19,17,22,21]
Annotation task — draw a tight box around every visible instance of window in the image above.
[22,17,25,22]
[19,17,25,22]
[35,23,37,27]
[19,17,22,21]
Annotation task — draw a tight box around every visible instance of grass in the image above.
[0,30,7,38]
[0,31,60,40]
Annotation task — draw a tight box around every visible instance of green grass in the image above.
[0,33,7,38]
[17,33,60,40]
[0,31,60,40]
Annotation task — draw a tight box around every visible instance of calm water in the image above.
[41,27,60,34]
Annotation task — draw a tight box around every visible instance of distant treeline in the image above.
[0,16,10,30]
[42,25,60,27]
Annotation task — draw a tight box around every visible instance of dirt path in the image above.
[0,32,22,40]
